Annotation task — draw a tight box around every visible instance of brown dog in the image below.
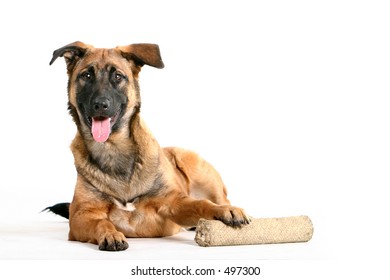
[49,42,250,251]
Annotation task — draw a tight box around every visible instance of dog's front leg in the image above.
[68,179,129,251]
[165,192,251,228]
[69,205,129,251]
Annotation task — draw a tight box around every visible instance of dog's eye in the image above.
[81,72,92,81]
[114,72,124,82]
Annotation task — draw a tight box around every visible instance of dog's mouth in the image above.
[84,109,122,143]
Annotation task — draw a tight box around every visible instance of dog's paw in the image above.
[98,231,129,251]
[213,205,251,227]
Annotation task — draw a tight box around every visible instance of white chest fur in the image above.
[114,199,136,212]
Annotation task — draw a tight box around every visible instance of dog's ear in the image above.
[49,41,92,73]
[117,44,164,69]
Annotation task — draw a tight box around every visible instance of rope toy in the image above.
[195,215,313,247]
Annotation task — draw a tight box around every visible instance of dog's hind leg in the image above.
[163,147,230,205]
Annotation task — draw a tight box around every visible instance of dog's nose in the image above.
[93,97,111,114]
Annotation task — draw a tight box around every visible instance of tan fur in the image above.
[50,42,250,251]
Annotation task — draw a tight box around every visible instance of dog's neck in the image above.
[71,112,163,203]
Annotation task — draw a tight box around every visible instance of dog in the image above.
[48,41,250,251]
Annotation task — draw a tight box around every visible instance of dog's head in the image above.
[50,41,164,143]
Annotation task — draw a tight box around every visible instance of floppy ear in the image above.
[49,41,92,72]
[117,44,164,69]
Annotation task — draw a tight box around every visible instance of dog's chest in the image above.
[73,133,163,203]
[87,152,163,203]
[114,199,137,212]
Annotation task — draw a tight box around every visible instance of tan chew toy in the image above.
[195,215,313,247]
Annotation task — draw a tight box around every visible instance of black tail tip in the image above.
[42,203,70,219]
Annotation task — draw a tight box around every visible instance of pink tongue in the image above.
[91,118,111,143]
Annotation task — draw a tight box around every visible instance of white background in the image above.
[0,0,389,278]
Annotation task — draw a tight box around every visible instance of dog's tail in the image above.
[42,203,70,219]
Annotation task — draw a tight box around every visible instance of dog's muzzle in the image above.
[82,97,123,143]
